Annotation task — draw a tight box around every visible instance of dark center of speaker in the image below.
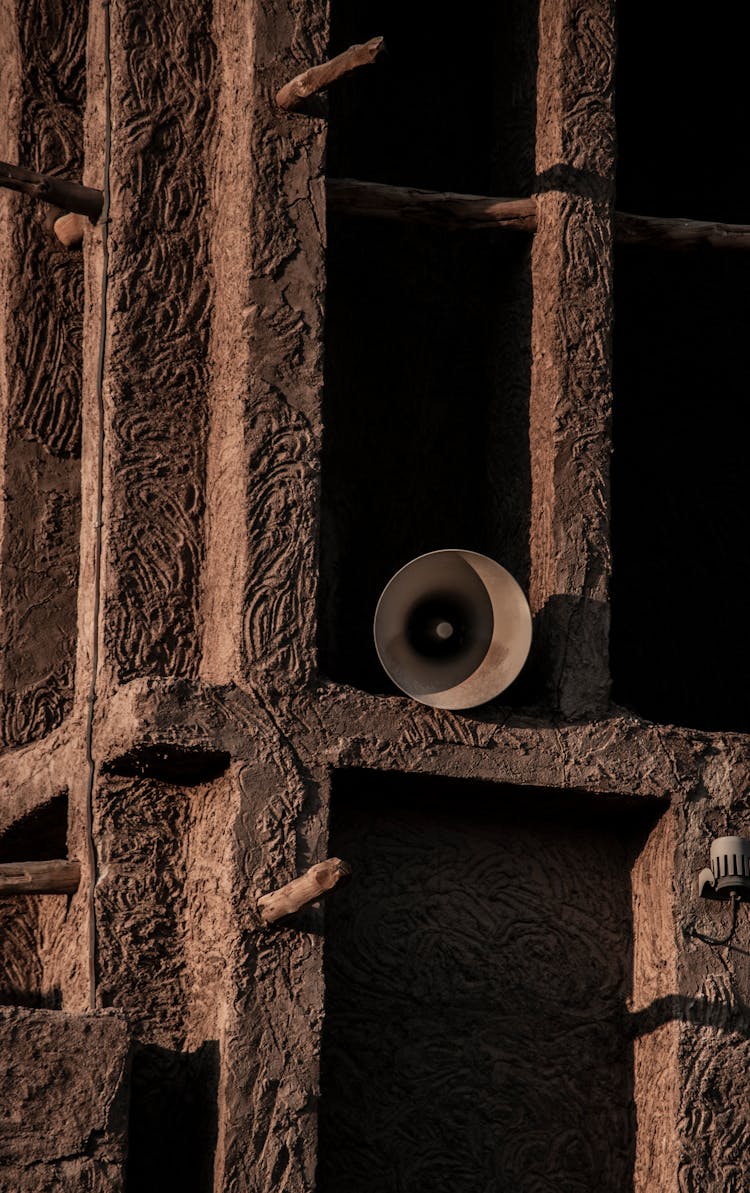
[406,596,470,659]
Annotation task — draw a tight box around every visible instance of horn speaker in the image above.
[373,549,532,709]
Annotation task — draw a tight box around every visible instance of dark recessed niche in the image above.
[320,0,539,695]
[613,3,750,731]
[319,224,532,693]
[611,249,750,732]
[327,0,538,196]
[616,5,750,222]
[317,770,661,1193]
[0,794,68,862]
[0,794,69,1010]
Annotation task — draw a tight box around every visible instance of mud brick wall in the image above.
[0,0,749,1191]
[0,1007,129,1190]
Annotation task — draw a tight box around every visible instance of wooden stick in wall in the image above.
[0,860,80,896]
[327,177,538,232]
[613,210,750,250]
[258,857,352,924]
[53,212,87,249]
[276,37,386,112]
[0,160,103,220]
[328,177,750,250]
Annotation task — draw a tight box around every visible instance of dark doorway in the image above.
[318,771,657,1192]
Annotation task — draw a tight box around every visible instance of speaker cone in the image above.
[373,550,532,709]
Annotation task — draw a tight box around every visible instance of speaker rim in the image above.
[373,548,532,710]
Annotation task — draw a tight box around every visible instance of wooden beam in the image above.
[328,178,750,251]
[258,857,351,924]
[276,37,385,112]
[613,210,750,250]
[0,859,80,896]
[327,177,538,233]
[0,160,103,220]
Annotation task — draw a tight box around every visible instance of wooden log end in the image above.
[0,859,81,896]
[53,211,87,249]
[258,856,352,924]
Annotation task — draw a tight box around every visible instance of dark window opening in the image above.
[611,249,750,732]
[616,4,750,222]
[320,1,538,695]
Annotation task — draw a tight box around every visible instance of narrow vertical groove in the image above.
[83,0,111,1012]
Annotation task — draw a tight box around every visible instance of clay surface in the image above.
[0,1007,129,1190]
[0,0,749,1190]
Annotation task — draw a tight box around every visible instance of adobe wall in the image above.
[0,0,748,1190]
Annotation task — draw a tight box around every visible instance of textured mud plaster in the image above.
[319,773,659,1192]
[0,0,85,747]
[1,0,750,1191]
[529,0,614,718]
[0,1007,130,1190]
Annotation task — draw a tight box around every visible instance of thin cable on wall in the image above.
[83,0,112,1013]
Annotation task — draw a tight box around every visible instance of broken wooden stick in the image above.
[257,857,351,923]
[0,160,103,220]
[0,859,80,896]
[53,211,87,249]
[327,177,538,233]
[276,36,385,112]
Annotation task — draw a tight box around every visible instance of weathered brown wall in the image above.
[1,0,749,1191]
[0,1007,130,1190]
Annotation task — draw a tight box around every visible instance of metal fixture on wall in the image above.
[691,835,750,946]
[698,836,750,901]
[373,549,532,709]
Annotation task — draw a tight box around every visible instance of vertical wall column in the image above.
[201,0,327,694]
[0,0,86,747]
[204,4,329,1187]
[0,0,88,1014]
[83,0,217,697]
[529,0,614,718]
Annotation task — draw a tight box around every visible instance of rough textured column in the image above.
[0,0,88,1017]
[200,0,326,694]
[0,0,85,747]
[675,748,750,1192]
[631,806,679,1191]
[93,0,217,690]
[220,757,328,1193]
[529,0,615,718]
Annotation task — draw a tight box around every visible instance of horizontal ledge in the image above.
[328,179,750,249]
[0,161,103,220]
[276,36,385,112]
[0,859,80,896]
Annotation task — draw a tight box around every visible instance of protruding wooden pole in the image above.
[0,160,103,220]
[327,177,538,232]
[276,36,385,112]
[328,177,750,251]
[613,210,750,250]
[258,857,351,923]
[0,859,80,895]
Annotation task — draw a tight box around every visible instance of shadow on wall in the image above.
[505,594,610,714]
[628,990,750,1040]
[0,983,61,1009]
[126,1040,220,1193]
